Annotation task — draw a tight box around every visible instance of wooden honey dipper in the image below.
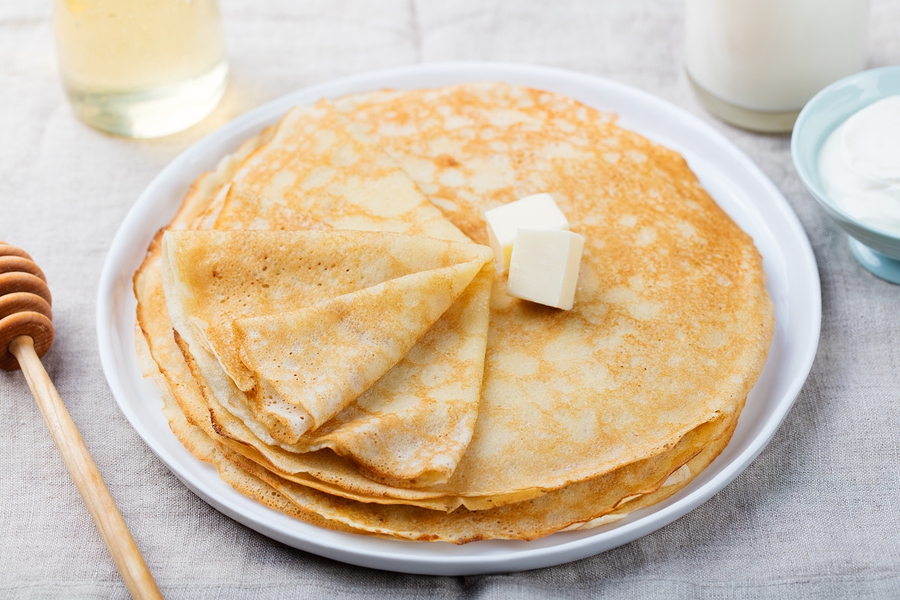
[0,242,164,600]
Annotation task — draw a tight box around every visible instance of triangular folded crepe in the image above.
[234,257,486,441]
[161,229,494,481]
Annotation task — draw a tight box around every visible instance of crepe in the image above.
[330,83,773,496]
[233,256,486,436]
[161,229,493,483]
[217,409,739,542]
[134,82,774,542]
[213,104,468,244]
[140,307,742,541]
[140,345,738,542]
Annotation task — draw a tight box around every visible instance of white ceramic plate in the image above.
[97,62,821,575]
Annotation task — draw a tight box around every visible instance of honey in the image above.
[53,0,228,138]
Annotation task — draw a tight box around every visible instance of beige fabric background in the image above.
[2,1,900,598]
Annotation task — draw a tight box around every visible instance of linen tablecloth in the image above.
[2,1,900,598]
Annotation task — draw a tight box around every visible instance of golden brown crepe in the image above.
[213,104,467,243]
[134,82,774,542]
[140,319,742,541]
[161,229,494,483]
[332,85,773,498]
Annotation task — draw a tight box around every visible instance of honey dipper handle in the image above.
[9,336,164,600]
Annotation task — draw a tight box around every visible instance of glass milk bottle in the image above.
[53,0,228,138]
[684,0,870,133]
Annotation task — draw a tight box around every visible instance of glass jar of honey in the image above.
[53,0,228,138]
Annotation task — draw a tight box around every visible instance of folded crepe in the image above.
[161,229,493,483]
[234,258,486,437]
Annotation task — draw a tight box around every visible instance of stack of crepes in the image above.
[134,83,774,543]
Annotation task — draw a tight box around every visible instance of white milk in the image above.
[685,0,869,123]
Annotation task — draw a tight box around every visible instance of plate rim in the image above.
[96,60,821,575]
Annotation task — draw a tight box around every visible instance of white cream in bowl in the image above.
[818,95,900,235]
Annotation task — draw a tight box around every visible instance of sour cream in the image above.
[818,95,900,235]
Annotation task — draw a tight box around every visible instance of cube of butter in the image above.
[484,193,569,274]
[507,229,585,310]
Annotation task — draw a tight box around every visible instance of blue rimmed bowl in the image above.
[791,65,900,284]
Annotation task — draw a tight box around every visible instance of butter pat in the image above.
[484,193,569,273]
[507,229,585,310]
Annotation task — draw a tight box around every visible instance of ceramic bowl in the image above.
[791,65,900,283]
